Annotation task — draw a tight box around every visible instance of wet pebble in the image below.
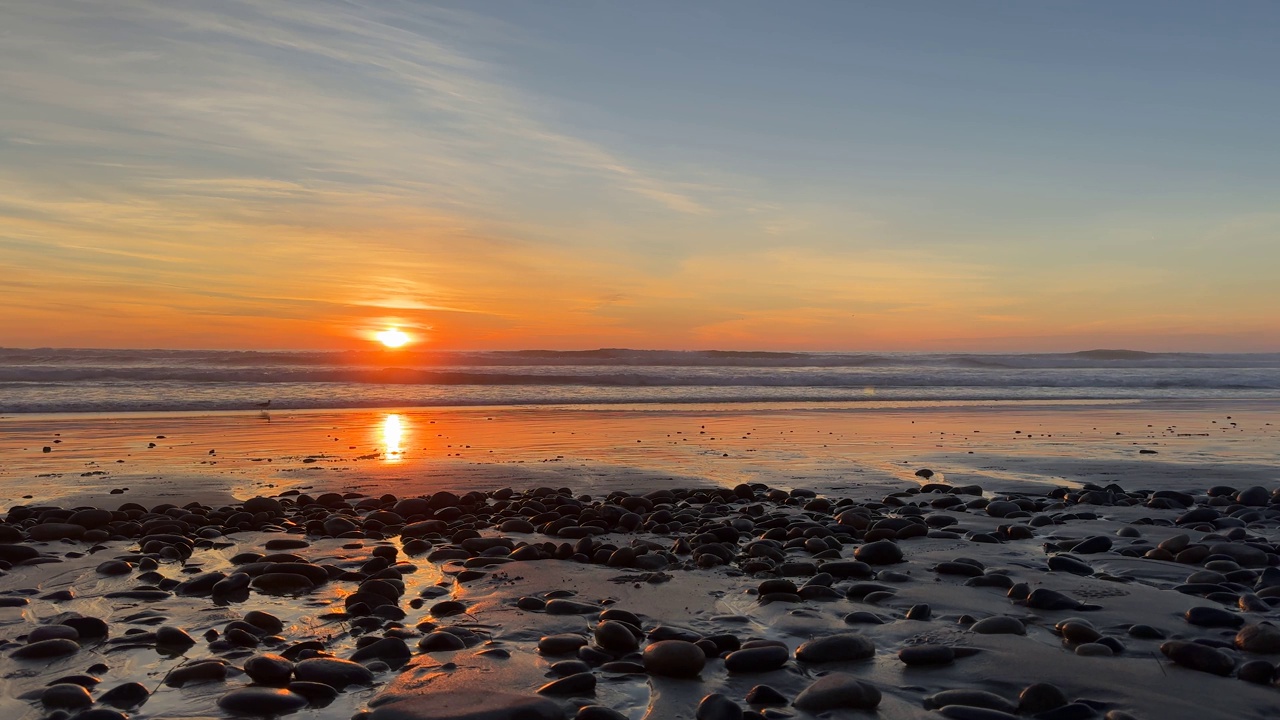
[642,640,706,678]
[217,687,308,715]
[792,673,881,712]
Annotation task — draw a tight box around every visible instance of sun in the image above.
[376,328,410,348]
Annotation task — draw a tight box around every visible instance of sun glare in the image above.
[382,413,404,461]
[376,328,410,348]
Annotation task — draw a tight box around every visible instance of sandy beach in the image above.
[2,399,1279,720]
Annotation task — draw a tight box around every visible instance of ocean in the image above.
[1,348,1277,415]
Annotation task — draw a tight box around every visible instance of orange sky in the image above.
[2,2,1278,352]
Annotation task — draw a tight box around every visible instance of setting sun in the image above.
[376,328,410,348]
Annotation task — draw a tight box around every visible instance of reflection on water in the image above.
[382,413,405,461]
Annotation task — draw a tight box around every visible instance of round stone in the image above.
[42,683,93,710]
[1236,624,1280,654]
[853,540,903,565]
[293,657,374,689]
[217,687,308,715]
[643,640,706,678]
[795,634,875,663]
[970,616,1026,635]
[244,654,295,686]
[593,621,639,653]
[793,673,881,712]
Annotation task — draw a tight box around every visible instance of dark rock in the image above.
[793,673,881,712]
[217,687,308,715]
[293,657,374,689]
[795,634,875,663]
[643,640,706,678]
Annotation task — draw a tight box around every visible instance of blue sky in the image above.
[1,1,1277,350]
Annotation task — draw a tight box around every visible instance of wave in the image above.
[3,347,1279,370]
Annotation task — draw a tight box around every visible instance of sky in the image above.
[2,1,1278,352]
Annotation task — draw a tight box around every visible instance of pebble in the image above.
[643,640,706,678]
[1018,683,1068,714]
[970,616,1025,635]
[293,657,374,689]
[165,659,228,687]
[11,639,80,660]
[41,684,93,710]
[724,645,789,673]
[1160,640,1235,676]
[593,621,639,653]
[244,654,295,686]
[794,634,875,663]
[924,689,1017,714]
[853,540,903,565]
[697,693,744,720]
[1235,623,1280,653]
[899,644,955,666]
[536,671,596,696]
[793,673,881,712]
[217,687,309,715]
[97,682,149,709]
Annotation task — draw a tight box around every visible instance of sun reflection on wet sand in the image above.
[382,413,406,461]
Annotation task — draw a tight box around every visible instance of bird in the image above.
[255,400,272,408]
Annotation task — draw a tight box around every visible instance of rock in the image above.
[1047,555,1094,576]
[41,684,93,710]
[28,523,85,541]
[539,634,588,655]
[1236,624,1280,654]
[745,685,788,705]
[793,673,881,712]
[1185,606,1244,628]
[368,690,561,720]
[1208,542,1268,568]
[165,660,228,687]
[352,637,412,663]
[96,560,133,575]
[795,634,875,663]
[854,540,903,565]
[244,611,285,635]
[98,682,150,709]
[1018,683,1069,714]
[899,645,955,665]
[250,573,315,595]
[924,689,1018,714]
[218,687,308,715]
[970,616,1026,635]
[1160,640,1235,676]
[287,681,339,707]
[537,672,596,696]
[1237,659,1276,685]
[243,497,284,514]
[545,599,600,615]
[577,707,629,720]
[724,645,789,673]
[29,625,79,642]
[1072,536,1112,554]
[697,693,743,720]
[643,640,706,678]
[593,621,639,653]
[418,632,466,652]
[244,654,295,686]
[155,626,195,648]
[293,657,373,689]
[11,638,79,659]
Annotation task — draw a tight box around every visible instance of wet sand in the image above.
[1,399,1278,720]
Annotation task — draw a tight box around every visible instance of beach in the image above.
[2,399,1279,720]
